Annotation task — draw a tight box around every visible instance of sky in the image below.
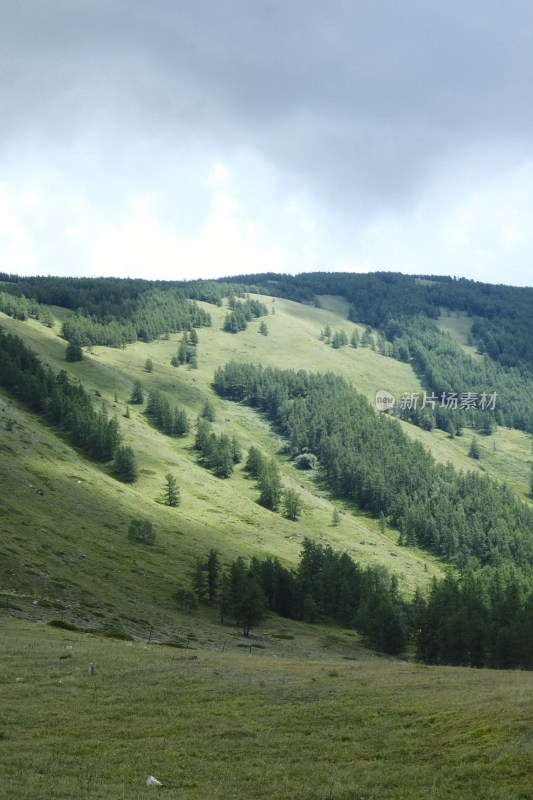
[2,1,533,287]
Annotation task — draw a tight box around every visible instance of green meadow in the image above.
[1,617,531,800]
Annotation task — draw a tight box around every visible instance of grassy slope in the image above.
[2,297,532,800]
[1,295,531,636]
[1,617,531,800]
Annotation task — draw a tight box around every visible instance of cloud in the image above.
[90,181,286,280]
[2,1,533,284]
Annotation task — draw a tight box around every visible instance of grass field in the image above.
[1,617,532,800]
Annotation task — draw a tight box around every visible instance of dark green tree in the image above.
[201,399,216,421]
[258,459,282,511]
[65,340,83,362]
[244,445,265,477]
[130,380,144,404]
[128,517,155,544]
[282,488,302,521]
[163,473,180,506]
[144,357,153,372]
[231,434,242,464]
[206,549,220,606]
[113,446,138,482]
[235,573,266,636]
[190,558,207,605]
[469,437,480,459]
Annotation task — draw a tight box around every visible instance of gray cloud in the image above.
[2,1,533,282]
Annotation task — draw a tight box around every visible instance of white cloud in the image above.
[90,178,286,280]
[0,186,36,272]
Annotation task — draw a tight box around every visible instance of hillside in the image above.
[1,275,532,670]
[1,294,442,635]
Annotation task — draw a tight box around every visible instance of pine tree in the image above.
[113,446,138,482]
[144,357,153,372]
[206,549,220,606]
[258,459,282,511]
[201,399,216,421]
[231,434,242,464]
[163,473,180,506]
[283,488,302,521]
[469,437,481,459]
[259,320,269,336]
[244,445,265,477]
[65,340,83,362]
[190,558,207,604]
[237,575,265,636]
[130,380,144,404]
[173,408,190,436]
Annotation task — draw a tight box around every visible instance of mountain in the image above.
[0,272,532,669]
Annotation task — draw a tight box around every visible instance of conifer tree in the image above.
[163,473,180,506]
[206,549,220,606]
[113,446,138,482]
[469,437,481,459]
[283,488,302,521]
[130,380,144,404]
[65,340,83,362]
[201,399,216,421]
[244,445,265,477]
[258,459,282,511]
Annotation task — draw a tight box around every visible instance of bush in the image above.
[294,453,317,470]
[128,517,155,545]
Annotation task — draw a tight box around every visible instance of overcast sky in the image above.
[2,1,533,286]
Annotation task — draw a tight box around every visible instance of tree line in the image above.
[0,326,137,479]
[182,539,533,667]
[213,361,533,571]
[182,539,407,652]
[0,290,54,328]
[414,567,533,669]
[60,289,211,348]
[381,315,533,434]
